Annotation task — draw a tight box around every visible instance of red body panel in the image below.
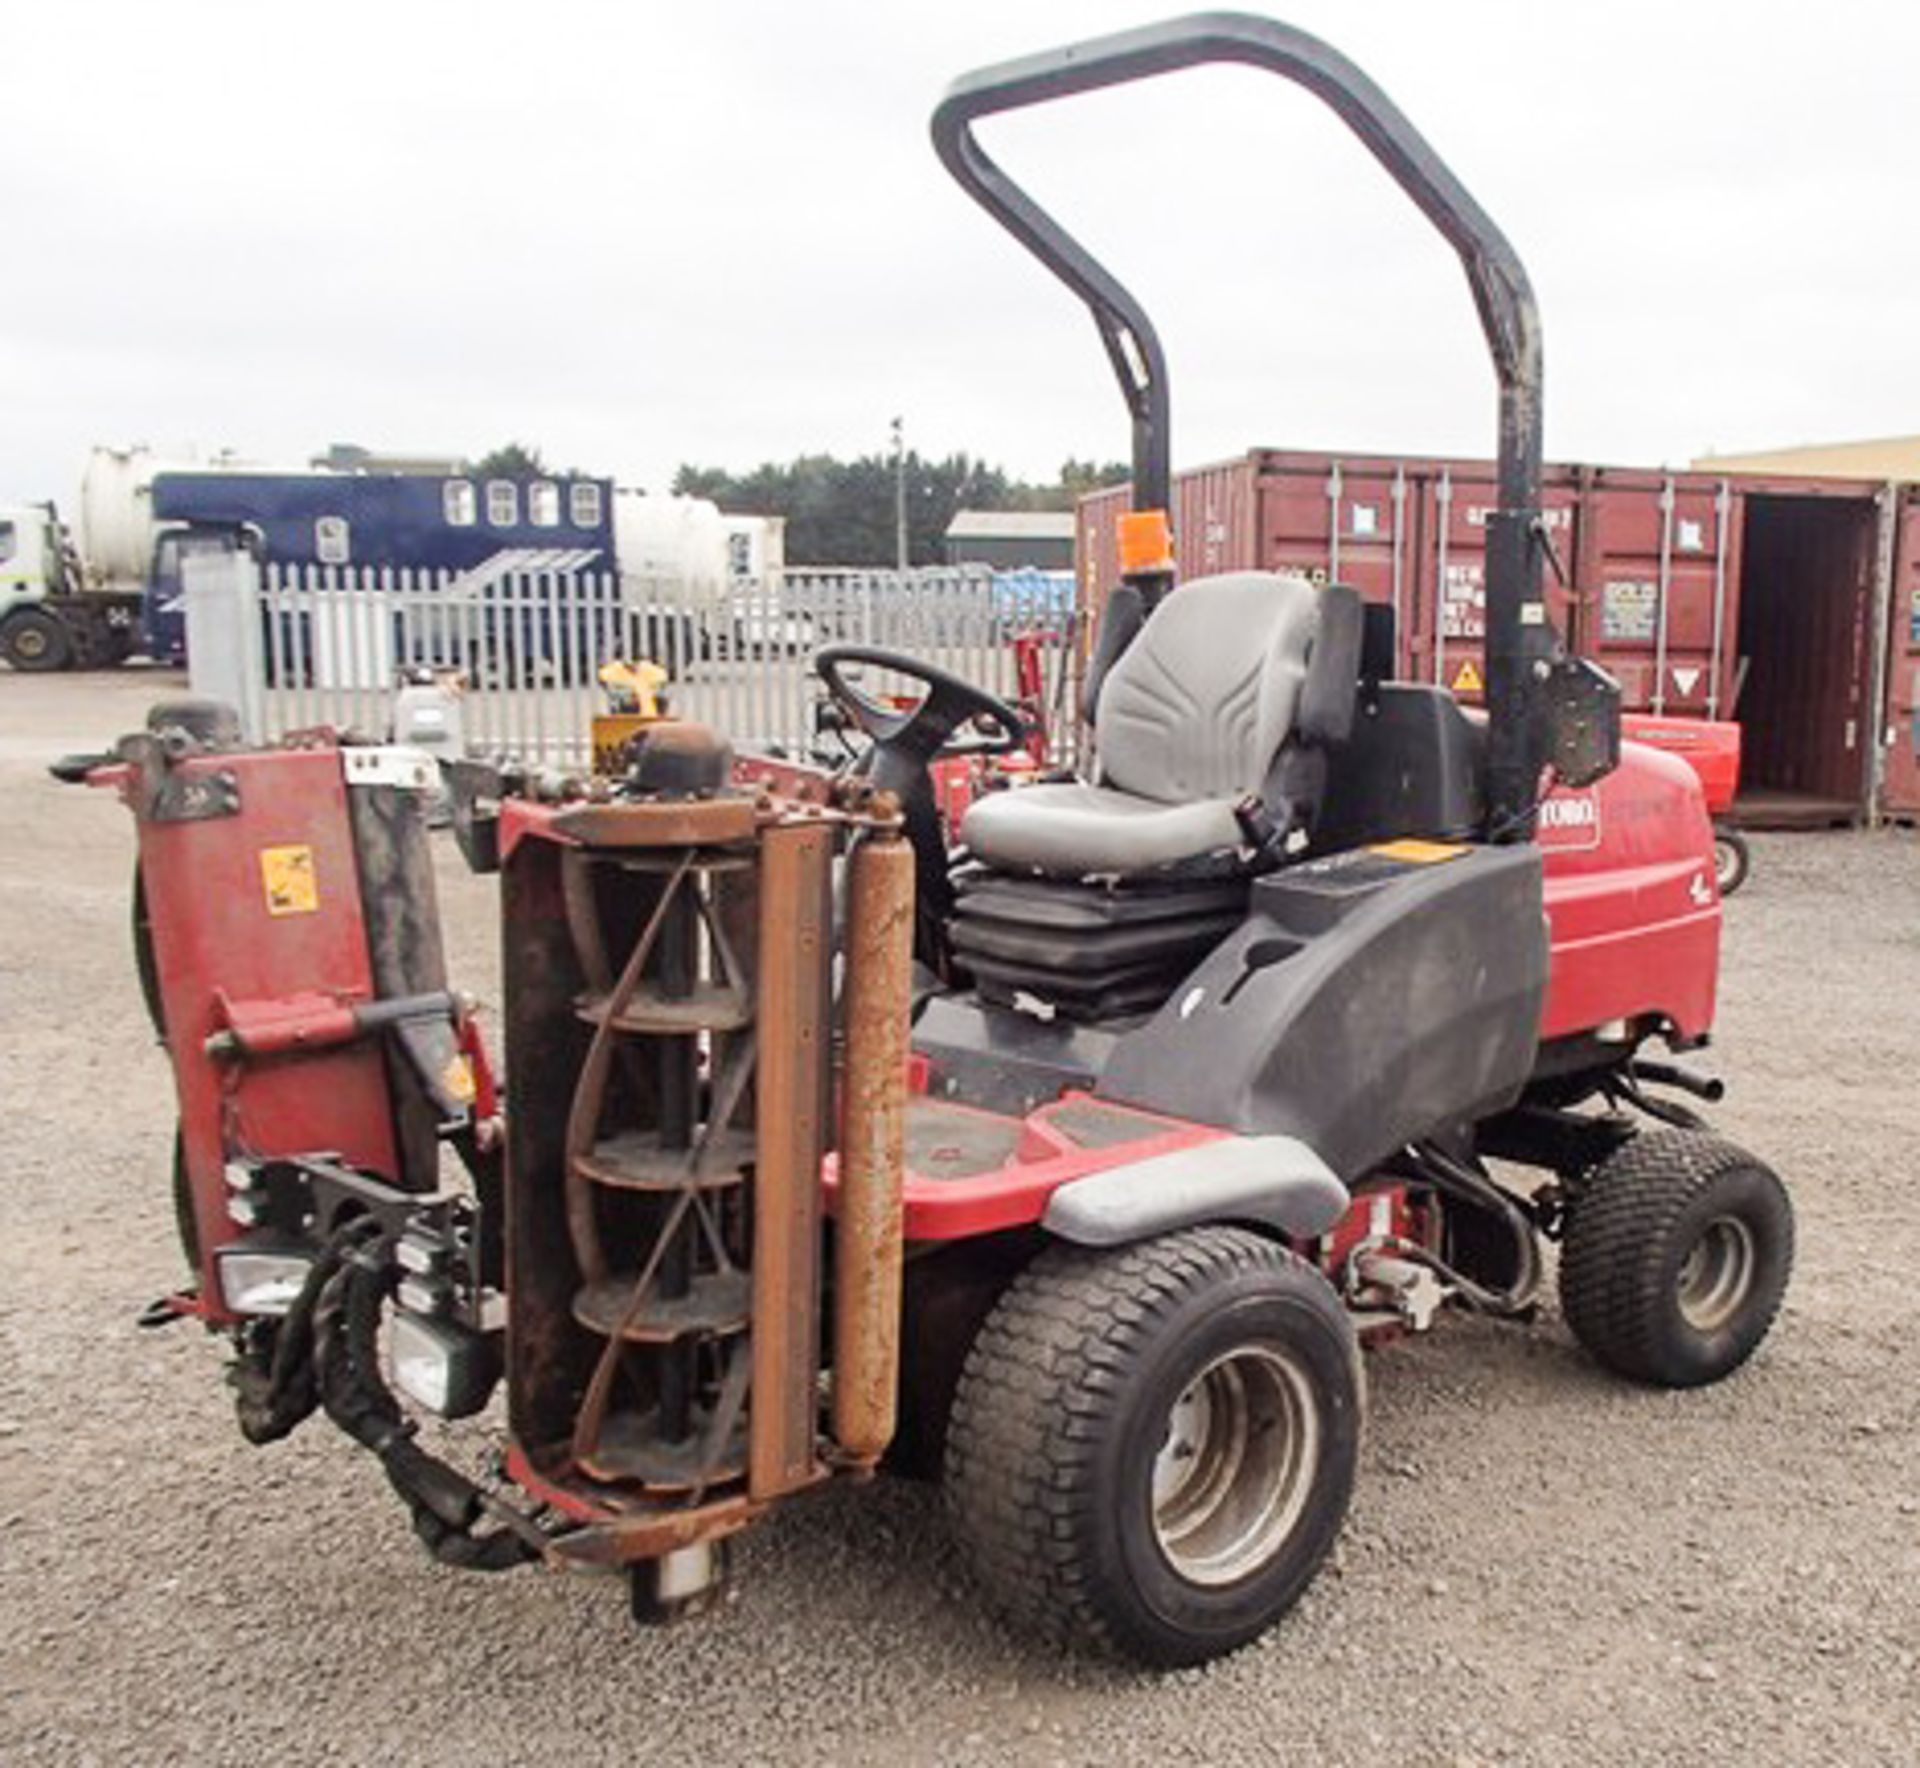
[121,747,399,1324]
[1536,742,1720,1043]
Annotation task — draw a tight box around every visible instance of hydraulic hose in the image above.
[1398,1142,1543,1316]
[311,1236,544,1573]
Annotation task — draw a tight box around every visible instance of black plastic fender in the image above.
[1042,1134,1348,1247]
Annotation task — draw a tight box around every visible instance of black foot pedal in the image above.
[136,1292,194,1329]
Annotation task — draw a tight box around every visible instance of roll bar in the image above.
[931,11,1591,833]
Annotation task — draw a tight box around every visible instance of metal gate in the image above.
[251,562,1083,769]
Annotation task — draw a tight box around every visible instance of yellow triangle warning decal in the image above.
[1451,658,1484,694]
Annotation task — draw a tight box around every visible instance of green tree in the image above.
[471,441,551,479]
[672,450,1122,565]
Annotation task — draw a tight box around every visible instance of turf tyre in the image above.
[1560,1130,1791,1387]
[1712,825,1751,896]
[943,1226,1361,1667]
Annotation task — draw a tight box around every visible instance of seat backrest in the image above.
[1094,571,1324,804]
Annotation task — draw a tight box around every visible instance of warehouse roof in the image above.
[1693,433,1920,480]
[944,509,1076,541]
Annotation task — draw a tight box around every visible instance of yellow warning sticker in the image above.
[1369,838,1468,865]
[442,1052,477,1105]
[260,844,319,916]
[1451,658,1484,694]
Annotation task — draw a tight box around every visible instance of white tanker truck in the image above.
[3,447,769,672]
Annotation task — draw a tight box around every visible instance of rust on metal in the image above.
[747,819,833,1500]
[545,1493,767,1569]
[831,831,915,1467]
[550,796,758,849]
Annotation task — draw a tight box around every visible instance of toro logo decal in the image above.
[1535,788,1602,852]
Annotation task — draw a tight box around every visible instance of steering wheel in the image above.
[814,645,1026,764]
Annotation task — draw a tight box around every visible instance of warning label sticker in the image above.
[1440,563,1485,639]
[1451,657,1484,695]
[1602,579,1658,642]
[260,845,318,917]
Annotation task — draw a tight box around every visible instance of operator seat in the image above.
[950,572,1364,1020]
[963,571,1364,878]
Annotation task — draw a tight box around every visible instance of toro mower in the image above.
[72,13,1791,1668]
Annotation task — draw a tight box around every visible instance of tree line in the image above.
[673,454,1127,566]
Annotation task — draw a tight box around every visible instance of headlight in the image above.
[216,1247,313,1317]
[389,1310,496,1419]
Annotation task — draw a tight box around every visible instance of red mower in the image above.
[72,13,1790,1668]
[1622,712,1750,893]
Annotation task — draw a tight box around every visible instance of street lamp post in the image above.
[891,416,909,571]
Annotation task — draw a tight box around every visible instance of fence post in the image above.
[185,549,266,743]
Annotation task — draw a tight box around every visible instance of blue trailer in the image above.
[142,470,618,666]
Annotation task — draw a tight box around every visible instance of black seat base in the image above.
[950,869,1248,1022]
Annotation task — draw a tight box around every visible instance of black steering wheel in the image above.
[814,644,1026,765]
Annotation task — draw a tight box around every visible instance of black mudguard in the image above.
[1097,843,1547,1182]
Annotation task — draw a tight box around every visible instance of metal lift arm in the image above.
[931,10,1604,833]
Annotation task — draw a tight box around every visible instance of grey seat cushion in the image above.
[961,781,1244,876]
[961,570,1322,878]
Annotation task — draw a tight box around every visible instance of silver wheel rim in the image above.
[1150,1344,1320,1587]
[1677,1214,1755,1331]
[1714,838,1739,890]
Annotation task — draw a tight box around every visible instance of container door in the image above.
[1731,492,1879,816]
[1172,457,1259,584]
[1879,490,1920,818]
[1417,466,1580,706]
[1256,460,1420,675]
[1576,476,1734,716]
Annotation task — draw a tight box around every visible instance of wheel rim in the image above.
[15,625,47,660]
[1677,1214,1756,1331]
[1150,1344,1320,1587]
[1714,838,1738,890]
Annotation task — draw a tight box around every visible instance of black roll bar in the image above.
[931,10,1565,833]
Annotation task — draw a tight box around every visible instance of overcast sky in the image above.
[7,0,1917,506]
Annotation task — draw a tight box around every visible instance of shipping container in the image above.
[1879,488,1920,820]
[1079,448,1902,823]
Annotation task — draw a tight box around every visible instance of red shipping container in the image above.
[1079,448,1901,823]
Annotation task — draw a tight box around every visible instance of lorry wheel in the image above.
[0,608,73,672]
[1712,826,1750,896]
[1560,1130,1791,1388]
[944,1227,1361,1667]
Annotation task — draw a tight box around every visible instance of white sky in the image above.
[7,0,1917,505]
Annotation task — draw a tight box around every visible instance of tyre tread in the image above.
[944,1227,1342,1656]
[1560,1128,1790,1386]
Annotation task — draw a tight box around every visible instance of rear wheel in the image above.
[944,1227,1361,1666]
[1712,825,1750,895]
[1560,1130,1791,1387]
[0,607,73,672]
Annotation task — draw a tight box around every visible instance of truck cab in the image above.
[0,504,130,671]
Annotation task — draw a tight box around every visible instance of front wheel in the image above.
[1560,1130,1792,1387]
[1712,825,1751,895]
[0,607,73,672]
[944,1227,1361,1667]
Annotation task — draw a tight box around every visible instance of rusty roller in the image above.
[831,828,915,1467]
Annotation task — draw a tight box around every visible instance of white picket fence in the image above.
[251,562,1083,770]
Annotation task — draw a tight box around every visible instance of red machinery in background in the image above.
[1623,713,1749,893]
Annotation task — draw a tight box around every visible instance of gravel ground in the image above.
[3,669,1917,1767]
